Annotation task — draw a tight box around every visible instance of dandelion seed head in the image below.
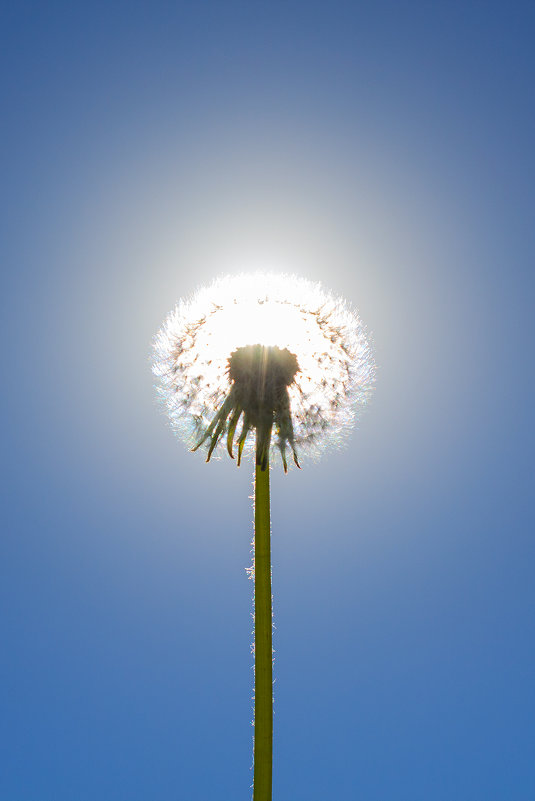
[152,273,375,468]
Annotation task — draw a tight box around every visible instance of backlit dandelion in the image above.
[152,272,375,801]
[153,273,375,470]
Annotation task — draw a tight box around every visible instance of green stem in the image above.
[253,454,272,801]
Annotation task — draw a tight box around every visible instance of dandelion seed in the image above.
[152,273,375,471]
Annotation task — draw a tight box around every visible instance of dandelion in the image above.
[152,273,375,800]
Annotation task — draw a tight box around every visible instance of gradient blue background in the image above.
[2,2,534,799]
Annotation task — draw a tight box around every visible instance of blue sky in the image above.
[2,2,534,799]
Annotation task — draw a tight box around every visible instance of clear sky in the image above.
[2,2,534,799]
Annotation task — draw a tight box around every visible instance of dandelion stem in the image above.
[253,453,272,801]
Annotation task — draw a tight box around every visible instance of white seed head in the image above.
[152,273,375,468]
